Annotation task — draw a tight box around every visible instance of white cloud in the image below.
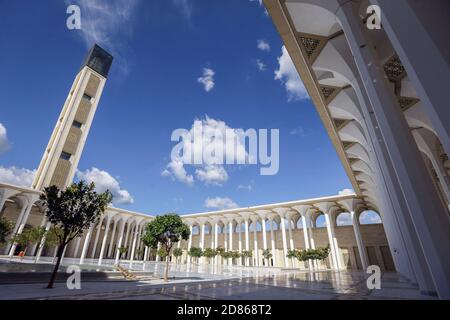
[76,167,134,205]
[237,184,253,191]
[204,197,239,210]
[360,211,382,224]
[161,158,194,186]
[257,39,270,52]
[338,188,355,196]
[197,67,215,92]
[162,116,250,186]
[0,123,10,155]
[290,126,305,136]
[172,0,193,21]
[0,166,36,187]
[256,59,266,71]
[70,0,139,48]
[195,165,228,186]
[336,212,352,226]
[274,46,309,101]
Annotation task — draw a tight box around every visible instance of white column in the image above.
[237,222,242,266]
[107,219,118,258]
[97,215,112,265]
[324,213,339,270]
[287,218,295,268]
[351,211,369,270]
[90,216,105,258]
[8,199,35,256]
[229,221,233,265]
[129,224,141,267]
[35,221,51,262]
[200,223,205,264]
[123,223,133,259]
[279,216,288,268]
[337,3,450,298]
[301,215,312,270]
[72,237,82,258]
[306,215,318,269]
[244,218,250,266]
[269,218,277,267]
[214,223,219,265]
[261,217,268,267]
[114,219,126,265]
[155,242,161,262]
[79,225,94,264]
[253,223,259,267]
[187,225,193,265]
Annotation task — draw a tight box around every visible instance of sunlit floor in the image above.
[0,257,436,300]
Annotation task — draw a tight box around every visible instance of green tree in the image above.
[135,248,144,260]
[142,214,190,282]
[117,246,128,261]
[0,217,13,244]
[40,181,112,289]
[10,226,46,255]
[203,248,217,263]
[262,249,272,260]
[188,246,203,264]
[172,248,183,263]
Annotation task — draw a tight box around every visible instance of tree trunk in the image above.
[164,255,170,282]
[47,243,65,289]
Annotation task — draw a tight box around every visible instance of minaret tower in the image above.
[32,44,113,190]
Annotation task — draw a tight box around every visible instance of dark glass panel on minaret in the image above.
[81,44,113,78]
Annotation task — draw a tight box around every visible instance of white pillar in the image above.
[287,218,295,268]
[8,199,34,256]
[261,217,268,267]
[90,216,104,258]
[79,225,94,264]
[114,220,126,265]
[229,221,233,266]
[97,215,112,266]
[72,236,82,258]
[214,223,219,265]
[35,221,51,262]
[351,211,369,270]
[200,223,205,264]
[237,222,242,266]
[301,215,312,270]
[269,218,277,267]
[129,224,141,267]
[155,242,161,262]
[253,223,259,267]
[107,219,118,258]
[337,2,450,298]
[324,213,339,270]
[187,225,193,265]
[279,216,289,268]
[244,218,250,266]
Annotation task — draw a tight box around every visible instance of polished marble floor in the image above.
[0,258,436,300]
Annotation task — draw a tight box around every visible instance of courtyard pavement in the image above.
[0,258,437,300]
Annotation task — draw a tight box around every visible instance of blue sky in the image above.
[0,0,356,216]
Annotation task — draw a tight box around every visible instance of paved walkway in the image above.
[0,258,436,300]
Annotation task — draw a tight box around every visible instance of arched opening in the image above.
[336,212,352,226]
[359,210,382,225]
[314,213,326,228]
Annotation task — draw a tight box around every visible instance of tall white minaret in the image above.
[32,44,113,190]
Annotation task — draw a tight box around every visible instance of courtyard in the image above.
[0,257,435,300]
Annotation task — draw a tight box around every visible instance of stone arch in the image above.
[358,210,382,225]
[335,211,352,226]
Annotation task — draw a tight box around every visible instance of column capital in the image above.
[338,198,364,213]
[238,211,253,221]
[254,209,271,219]
[313,201,339,215]
[272,207,290,218]
[291,204,312,217]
